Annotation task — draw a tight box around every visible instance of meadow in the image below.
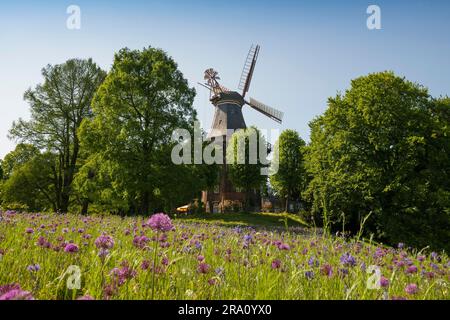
[0,210,448,300]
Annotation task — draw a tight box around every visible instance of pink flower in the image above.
[380,276,390,288]
[271,259,281,269]
[95,234,114,250]
[197,262,210,274]
[147,213,173,232]
[64,243,79,253]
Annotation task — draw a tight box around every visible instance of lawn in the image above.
[174,212,309,229]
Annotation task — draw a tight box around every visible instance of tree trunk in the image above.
[81,200,89,215]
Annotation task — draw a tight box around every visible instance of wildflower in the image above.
[340,253,356,267]
[339,268,349,277]
[25,228,34,234]
[197,255,205,262]
[405,283,419,295]
[37,236,50,248]
[380,276,390,288]
[95,234,114,250]
[406,265,418,274]
[147,213,173,232]
[320,264,333,277]
[305,271,315,280]
[198,262,211,274]
[398,243,404,249]
[278,243,290,251]
[215,267,225,276]
[308,256,319,268]
[98,248,110,259]
[208,278,217,286]
[271,259,281,270]
[64,243,79,253]
[133,235,150,249]
[0,284,34,300]
[161,257,169,266]
[141,260,151,270]
[77,295,94,300]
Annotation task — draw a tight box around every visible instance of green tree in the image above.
[305,71,450,251]
[9,59,106,212]
[79,47,196,215]
[227,127,268,211]
[1,149,57,211]
[270,129,307,212]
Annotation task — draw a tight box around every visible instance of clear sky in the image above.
[0,0,449,158]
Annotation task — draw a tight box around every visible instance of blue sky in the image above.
[0,0,449,158]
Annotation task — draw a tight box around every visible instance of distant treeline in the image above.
[0,47,448,251]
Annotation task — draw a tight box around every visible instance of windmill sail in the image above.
[248,97,284,124]
[238,45,260,98]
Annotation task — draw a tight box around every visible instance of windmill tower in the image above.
[200,45,284,213]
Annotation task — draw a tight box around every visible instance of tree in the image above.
[78,47,196,215]
[1,143,39,179]
[270,129,307,212]
[305,71,450,251]
[9,59,106,212]
[227,127,268,211]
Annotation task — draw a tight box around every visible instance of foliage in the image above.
[9,59,106,212]
[270,129,307,212]
[78,47,197,214]
[227,127,268,211]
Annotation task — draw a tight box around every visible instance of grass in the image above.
[174,212,309,229]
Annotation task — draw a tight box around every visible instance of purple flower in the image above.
[197,255,205,262]
[110,262,136,286]
[64,243,79,253]
[77,295,94,300]
[340,253,356,267]
[25,228,34,234]
[95,234,114,250]
[405,283,419,295]
[98,248,110,259]
[380,276,390,288]
[197,262,211,274]
[398,243,405,249]
[278,243,290,251]
[406,265,418,274]
[27,264,40,273]
[308,256,319,267]
[320,264,333,277]
[147,213,173,232]
[133,235,150,249]
[0,285,34,300]
[271,259,281,269]
[305,271,315,280]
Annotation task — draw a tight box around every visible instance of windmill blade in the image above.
[248,97,284,124]
[238,44,260,98]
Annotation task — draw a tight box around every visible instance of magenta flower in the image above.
[271,259,281,269]
[406,265,418,274]
[380,276,390,288]
[64,243,79,253]
[133,235,150,249]
[320,264,333,277]
[95,234,114,250]
[147,213,173,232]
[0,284,34,300]
[405,283,419,295]
[25,228,34,234]
[77,295,94,300]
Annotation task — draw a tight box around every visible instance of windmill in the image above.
[200,45,284,213]
[199,44,284,136]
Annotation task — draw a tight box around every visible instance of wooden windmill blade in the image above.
[248,97,284,124]
[238,44,260,98]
